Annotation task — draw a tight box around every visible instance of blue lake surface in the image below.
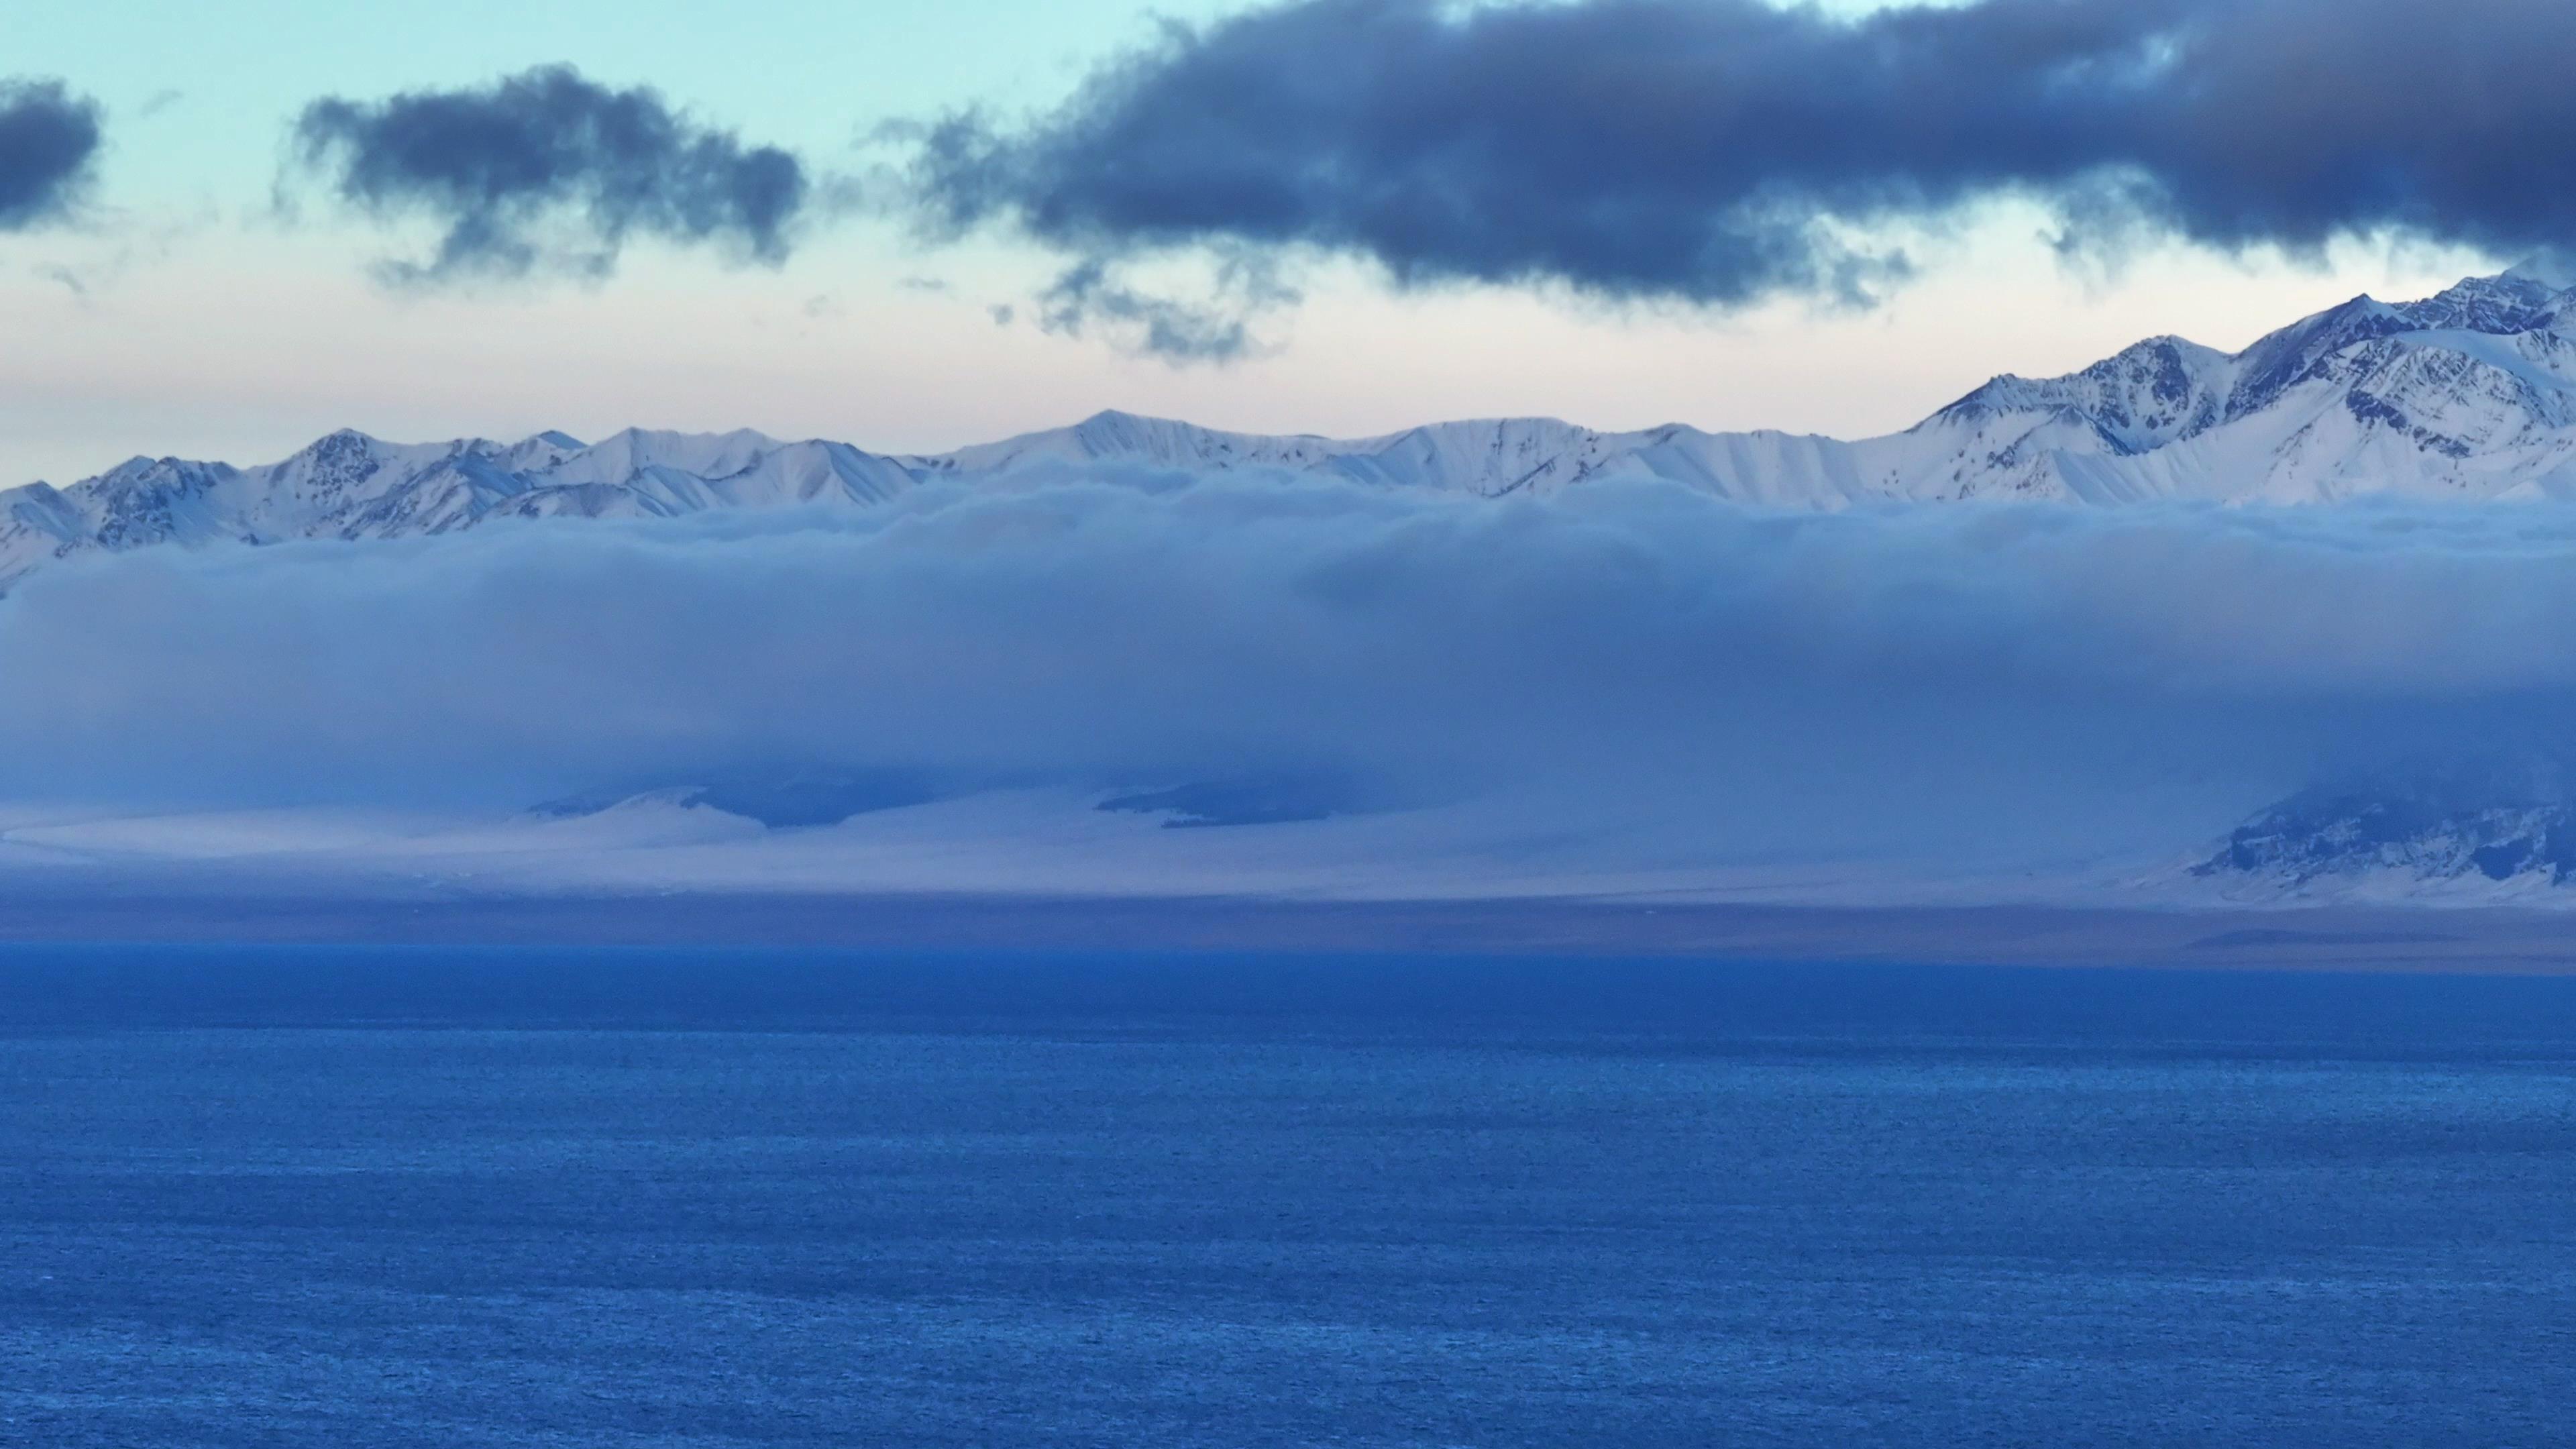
[5,945,2576,1446]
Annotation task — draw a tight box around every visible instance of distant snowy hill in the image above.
[2190,757,2576,903]
[19,262,2576,588]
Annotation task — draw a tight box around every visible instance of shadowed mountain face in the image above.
[18,264,2576,590]
[2200,758,2576,892]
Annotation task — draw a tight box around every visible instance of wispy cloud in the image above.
[1031,257,1290,364]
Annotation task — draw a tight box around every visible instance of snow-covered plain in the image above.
[0,788,2184,911]
[0,776,2561,914]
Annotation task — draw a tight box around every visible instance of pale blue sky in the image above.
[0,0,2508,485]
[13,1,1250,209]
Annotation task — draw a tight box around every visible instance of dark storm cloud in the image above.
[294,65,807,281]
[0,80,103,229]
[905,0,2576,311]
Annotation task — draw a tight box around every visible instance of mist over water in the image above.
[9,480,2576,866]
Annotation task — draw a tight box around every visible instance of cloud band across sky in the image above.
[25,2,2576,331]
[0,78,102,230]
[904,0,2576,319]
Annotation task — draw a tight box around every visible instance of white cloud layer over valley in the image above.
[7,474,2576,905]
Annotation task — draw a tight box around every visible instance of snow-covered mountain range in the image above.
[17,263,2576,590]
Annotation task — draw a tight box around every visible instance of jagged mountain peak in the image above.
[580,425,784,463]
[94,454,199,482]
[1072,407,1161,433]
[1064,409,1236,451]
[301,425,386,449]
[2398,272,2573,335]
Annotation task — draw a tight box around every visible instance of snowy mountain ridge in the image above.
[19,264,2576,588]
[2184,757,2576,904]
